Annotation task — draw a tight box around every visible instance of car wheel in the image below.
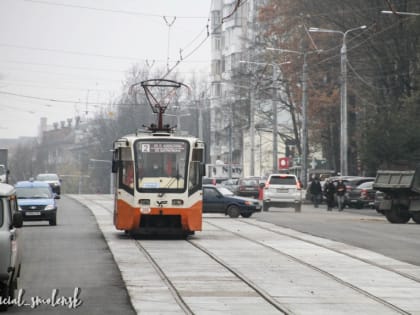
[411,212,420,224]
[263,203,269,212]
[227,205,240,218]
[294,203,302,212]
[0,283,9,311]
[385,204,411,224]
[241,212,252,218]
[9,278,17,300]
[49,215,57,226]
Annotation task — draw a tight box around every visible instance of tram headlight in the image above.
[139,199,151,214]
[172,199,184,206]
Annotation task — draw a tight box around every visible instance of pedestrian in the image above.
[324,180,335,211]
[309,177,322,208]
[336,179,347,211]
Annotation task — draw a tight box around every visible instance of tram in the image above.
[111,79,205,235]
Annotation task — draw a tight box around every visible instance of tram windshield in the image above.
[134,140,188,191]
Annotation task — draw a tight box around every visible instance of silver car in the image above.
[263,174,302,212]
[0,183,23,311]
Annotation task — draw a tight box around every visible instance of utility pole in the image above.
[340,40,348,176]
[309,25,366,176]
[249,88,255,176]
[301,52,308,188]
[272,64,279,173]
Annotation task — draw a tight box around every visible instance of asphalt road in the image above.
[254,203,420,266]
[7,195,136,314]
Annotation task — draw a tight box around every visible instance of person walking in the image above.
[336,179,347,211]
[324,180,336,211]
[309,177,323,208]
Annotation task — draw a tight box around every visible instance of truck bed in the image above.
[373,169,420,194]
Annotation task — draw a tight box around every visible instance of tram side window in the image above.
[119,148,134,194]
[189,147,204,195]
[188,161,201,195]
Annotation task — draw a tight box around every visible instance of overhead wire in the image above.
[3,2,213,101]
[23,0,209,19]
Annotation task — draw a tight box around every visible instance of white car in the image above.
[36,173,62,195]
[263,174,302,212]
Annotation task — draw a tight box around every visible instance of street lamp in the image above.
[309,25,366,176]
[381,10,420,16]
[239,60,291,173]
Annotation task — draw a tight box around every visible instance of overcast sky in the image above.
[0,0,211,139]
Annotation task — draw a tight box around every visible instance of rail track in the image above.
[72,195,420,314]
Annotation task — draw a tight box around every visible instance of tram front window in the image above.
[135,140,188,191]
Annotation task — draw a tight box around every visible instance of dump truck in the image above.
[373,167,420,224]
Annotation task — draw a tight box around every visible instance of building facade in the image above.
[209,0,292,178]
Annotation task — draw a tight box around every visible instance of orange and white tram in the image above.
[112,131,205,235]
[112,79,206,235]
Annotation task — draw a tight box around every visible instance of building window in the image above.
[211,60,221,75]
[212,82,221,98]
[211,10,221,33]
[214,37,221,51]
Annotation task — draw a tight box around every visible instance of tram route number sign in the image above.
[141,142,185,153]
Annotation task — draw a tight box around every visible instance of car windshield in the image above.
[357,181,373,189]
[218,187,234,196]
[16,187,52,199]
[240,179,258,185]
[36,174,58,181]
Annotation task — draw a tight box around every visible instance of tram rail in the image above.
[70,195,420,314]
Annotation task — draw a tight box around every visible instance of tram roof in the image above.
[114,132,203,145]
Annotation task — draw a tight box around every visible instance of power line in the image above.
[23,0,209,19]
[0,89,147,108]
[0,42,147,61]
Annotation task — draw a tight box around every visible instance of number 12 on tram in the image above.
[111,132,206,236]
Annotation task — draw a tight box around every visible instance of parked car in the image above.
[202,185,261,218]
[219,178,239,193]
[35,173,62,195]
[346,181,376,209]
[15,180,60,226]
[263,174,302,212]
[236,177,260,198]
[202,177,217,185]
[324,176,375,207]
[0,183,23,311]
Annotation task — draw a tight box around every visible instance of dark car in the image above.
[219,178,239,193]
[202,185,261,218]
[236,177,260,198]
[202,177,217,185]
[325,176,375,207]
[15,180,60,226]
[346,181,376,209]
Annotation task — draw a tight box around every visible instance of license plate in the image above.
[277,189,288,193]
[26,211,41,216]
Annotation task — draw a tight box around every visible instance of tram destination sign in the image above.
[141,142,185,153]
